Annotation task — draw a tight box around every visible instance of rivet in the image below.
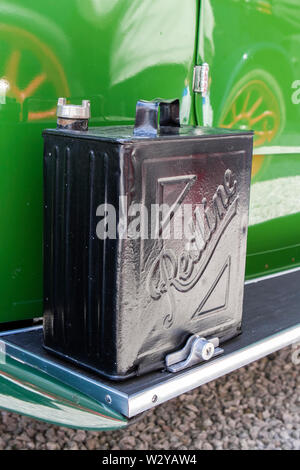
[152,394,158,403]
[105,394,112,404]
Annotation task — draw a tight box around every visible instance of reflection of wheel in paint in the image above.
[0,24,69,121]
[219,70,285,178]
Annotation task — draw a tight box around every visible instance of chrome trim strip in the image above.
[245,266,300,285]
[253,145,300,155]
[127,324,300,417]
[0,325,42,337]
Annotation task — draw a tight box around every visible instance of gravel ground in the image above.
[0,346,299,450]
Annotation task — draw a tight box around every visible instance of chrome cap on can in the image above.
[56,98,91,119]
[56,98,90,130]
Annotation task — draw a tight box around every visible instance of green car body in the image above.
[0,0,299,428]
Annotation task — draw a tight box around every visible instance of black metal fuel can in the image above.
[43,100,253,380]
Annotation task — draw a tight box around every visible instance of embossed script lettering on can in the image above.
[147,168,238,329]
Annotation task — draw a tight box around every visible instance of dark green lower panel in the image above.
[0,353,127,431]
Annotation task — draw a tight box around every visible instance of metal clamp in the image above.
[133,99,180,137]
[165,334,223,373]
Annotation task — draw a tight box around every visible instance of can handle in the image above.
[133,99,180,137]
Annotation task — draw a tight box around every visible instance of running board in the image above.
[1,268,299,419]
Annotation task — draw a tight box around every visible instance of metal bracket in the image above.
[193,63,209,96]
[165,334,223,373]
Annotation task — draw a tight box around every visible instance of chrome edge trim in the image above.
[245,266,300,285]
[0,324,42,337]
[0,339,130,416]
[127,324,300,418]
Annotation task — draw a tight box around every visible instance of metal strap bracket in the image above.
[165,334,224,373]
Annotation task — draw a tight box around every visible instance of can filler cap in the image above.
[56,97,90,131]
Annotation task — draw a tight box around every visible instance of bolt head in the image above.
[201,341,215,361]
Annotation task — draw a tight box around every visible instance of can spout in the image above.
[133,99,180,137]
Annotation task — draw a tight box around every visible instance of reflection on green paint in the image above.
[0,352,127,430]
[0,0,197,323]
[196,0,300,279]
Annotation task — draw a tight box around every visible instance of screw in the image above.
[197,339,215,361]
[152,394,158,403]
[105,394,112,404]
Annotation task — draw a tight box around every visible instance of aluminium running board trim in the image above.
[127,323,300,417]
